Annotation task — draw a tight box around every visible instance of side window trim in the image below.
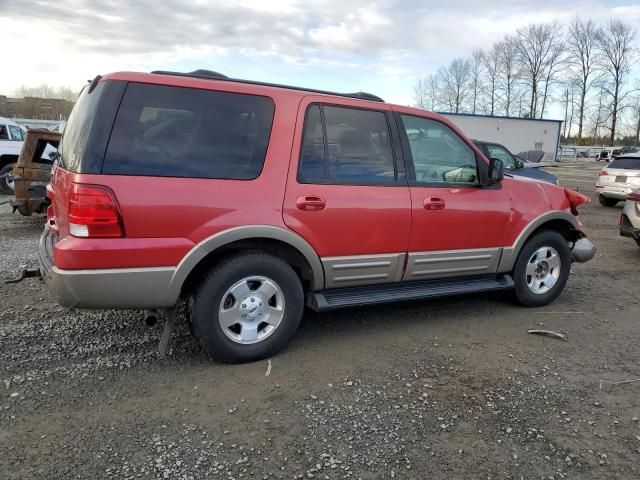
[297,102,405,187]
[319,104,329,179]
[395,112,486,189]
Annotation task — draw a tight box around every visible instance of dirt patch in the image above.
[1,164,640,479]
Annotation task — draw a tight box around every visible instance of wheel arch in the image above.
[498,211,582,272]
[169,226,324,300]
[0,154,19,167]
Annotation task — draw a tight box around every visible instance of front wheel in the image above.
[190,252,304,363]
[513,231,571,307]
[0,163,16,194]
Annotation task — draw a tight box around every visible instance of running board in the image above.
[307,274,515,312]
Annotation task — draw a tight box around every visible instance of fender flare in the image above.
[497,210,580,272]
[168,225,324,299]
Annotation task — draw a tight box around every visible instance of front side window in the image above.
[298,104,396,184]
[487,144,516,170]
[0,125,8,140]
[401,115,478,185]
[8,125,25,141]
[103,83,275,179]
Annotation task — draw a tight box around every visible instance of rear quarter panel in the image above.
[49,82,304,270]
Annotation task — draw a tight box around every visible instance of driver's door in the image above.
[396,112,513,281]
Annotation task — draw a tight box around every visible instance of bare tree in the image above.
[15,84,79,102]
[539,29,566,118]
[438,58,472,113]
[481,45,501,115]
[514,22,562,118]
[413,74,442,111]
[413,77,429,109]
[630,80,640,146]
[469,49,484,114]
[497,36,518,116]
[561,86,572,138]
[590,83,609,140]
[596,19,636,145]
[567,17,599,140]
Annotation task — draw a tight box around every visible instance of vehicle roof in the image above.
[0,117,25,129]
[101,71,448,119]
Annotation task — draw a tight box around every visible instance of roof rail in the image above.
[152,69,228,80]
[150,70,384,102]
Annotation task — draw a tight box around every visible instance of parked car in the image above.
[620,189,640,247]
[0,117,27,194]
[10,128,61,215]
[39,70,596,363]
[595,154,640,207]
[473,140,559,185]
[616,146,639,157]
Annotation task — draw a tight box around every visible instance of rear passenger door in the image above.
[283,98,411,289]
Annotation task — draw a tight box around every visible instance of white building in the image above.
[440,113,563,161]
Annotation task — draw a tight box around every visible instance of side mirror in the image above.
[515,159,524,169]
[486,157,504,185]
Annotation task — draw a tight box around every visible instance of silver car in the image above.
[620,189,640,247]
[596,154,640,207]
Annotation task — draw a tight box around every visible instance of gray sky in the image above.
[1,0,639,112]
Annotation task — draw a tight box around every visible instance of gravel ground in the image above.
[1,163,639,479]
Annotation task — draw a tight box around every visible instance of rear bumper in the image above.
[39,228,178,309]
[596,184,635,200]
[571,237,596,263]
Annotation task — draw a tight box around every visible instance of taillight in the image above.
[599,169,608,177]
[564,188,590,216]
[628,190,640,202]
[68,183,123,238]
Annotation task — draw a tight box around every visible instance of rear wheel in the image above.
[190,252,304,363]
[0,163,16,194]
[513,231,571,307]
[598,194,618,207]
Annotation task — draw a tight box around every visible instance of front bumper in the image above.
[38,228,178,309]
[571,237,596,263]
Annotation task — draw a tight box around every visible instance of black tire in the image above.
[190,252,304,363]
[513,230,571,308]
[0,163,16,194]
[598,194,618,207]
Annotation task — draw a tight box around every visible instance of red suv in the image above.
[40,70,595,363]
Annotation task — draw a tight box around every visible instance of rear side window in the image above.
[60,83,103,172]
[102,83,275,179]
[9,125,25,141]
[298,104,396,184]
[608,158,640,170]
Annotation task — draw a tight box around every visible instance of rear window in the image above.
[102,83,275,180]
[60,83,103,172]
[609,158,640,170]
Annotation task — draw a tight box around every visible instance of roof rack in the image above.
[150,70,385,103]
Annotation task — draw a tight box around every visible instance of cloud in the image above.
[0,0,639,96]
